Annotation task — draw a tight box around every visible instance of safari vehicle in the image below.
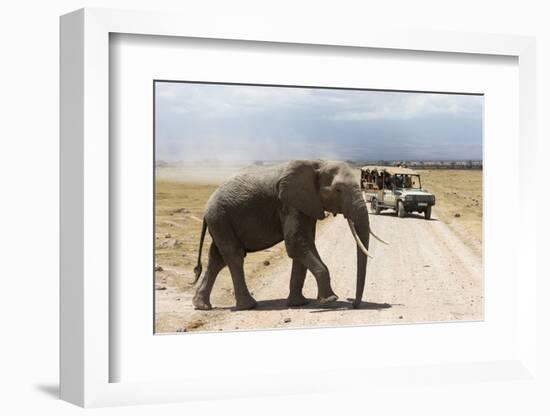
[360,166,436,219]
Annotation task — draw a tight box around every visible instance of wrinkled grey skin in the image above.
[192,160,370,310]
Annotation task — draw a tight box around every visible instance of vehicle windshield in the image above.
[392,174,421,189]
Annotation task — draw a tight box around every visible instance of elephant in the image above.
[190,160,388,311]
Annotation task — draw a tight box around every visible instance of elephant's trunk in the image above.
[347,193,370,308]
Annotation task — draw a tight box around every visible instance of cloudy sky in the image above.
[155,82,483,162]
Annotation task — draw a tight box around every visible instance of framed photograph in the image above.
[60,8,538,407]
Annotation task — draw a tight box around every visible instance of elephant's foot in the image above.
[192,294,212,310]
[235,295,257,311]
[318,294,339,305]
[287,294,309,307]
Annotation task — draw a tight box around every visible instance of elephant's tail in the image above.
[192,220,207,284]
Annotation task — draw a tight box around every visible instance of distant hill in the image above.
[156,159,482,170]
[350,160,482,169]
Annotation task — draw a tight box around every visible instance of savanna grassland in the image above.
[419,169,483,254]
[154,166,483,333]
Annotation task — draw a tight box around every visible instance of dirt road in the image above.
[155,206,482,333]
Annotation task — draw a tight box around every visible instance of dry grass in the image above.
[154,179,288,317]
[419,169,482,254]
[155,181,217,285]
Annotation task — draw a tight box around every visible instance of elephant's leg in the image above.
[192,243,225,310]
[224,252,257,310]
[308,238,333,300]
[287,220,314,306]
[287,260,308,306]
[282,210,337,304]
[209,221,257,310]
[296,251,338,304]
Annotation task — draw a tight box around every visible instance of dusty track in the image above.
[155,207,482,333]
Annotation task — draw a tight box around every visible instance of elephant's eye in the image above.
[335,188,342,193]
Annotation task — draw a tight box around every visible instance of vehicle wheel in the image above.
[398,200,406,218]
[425,205,432,220]
[371,198,381,215]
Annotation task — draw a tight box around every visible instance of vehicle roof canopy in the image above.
[360,166,419,175]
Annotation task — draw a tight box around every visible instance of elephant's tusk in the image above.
[361,192,390,245]
[347,219,374,259]
[370,229,390,245]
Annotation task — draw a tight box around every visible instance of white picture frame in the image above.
[60,8,538,407]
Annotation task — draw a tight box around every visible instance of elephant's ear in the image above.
[278,160,325,220]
